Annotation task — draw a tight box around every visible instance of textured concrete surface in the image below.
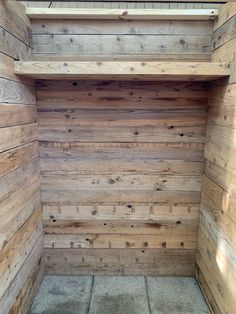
[147,277,210,314]
[89,276,150,314]
[29,276,92,314]
[30,276,210,314]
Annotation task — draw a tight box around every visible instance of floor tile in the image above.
[146,277,210,314]
[30,275,93,314]
[89,276,150,314]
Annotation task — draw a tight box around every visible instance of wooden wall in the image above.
[38,79,208,275]
[30,17,213,61]
[0,1,43,313]
[196,3,236,314]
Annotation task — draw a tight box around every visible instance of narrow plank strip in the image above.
[43,203,199,222]
[0,103,36,128]
[44,248,195,276]
[44,230,197,249]
[0,141,38,178]
[0,123,37,153]
[0,77,35,104]
[14,61,229,81]
[26,8,218,20]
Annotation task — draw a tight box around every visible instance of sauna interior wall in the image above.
[196,3,236,313]
[30,6,213,275]
[0,1,43,313]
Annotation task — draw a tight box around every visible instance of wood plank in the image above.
[44,220,198,235]
[0,0,32,46]
[40,142,205,162]
[26,8,218,20]
[44,248,195,276]
[206,124,236,149]
[31,19,212,35]
[43,203,199,222]
[0,159,39,202]
[0,190,41,251]
[0,103,36,127]
[195,264,221,314]
[34,53,211,62]
[0,77,35,104]
[0,207,42,301]
[32,35,212,59]
[213,2,236,30]
[212,13,236,50]
[37,108,206,127]
[0,141,39,178]
[0,123,38,153]
[41,159,203,175]
[212,37,236,62]
[15,61,230,81]
[0,27,32,60]
[42,190,200,205]
[44,229,197,249]
[0,237,43,314]
[39,125,206,143]
[9,251,43,314]
[41,173,201,192]
[196,212,236,314]
[201,175,236,247]
[0,52,33,85]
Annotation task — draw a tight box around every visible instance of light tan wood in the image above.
[196,4,236,312]
[0,1,42,311]
[0,208,42,301]
[44,248,195,276]
[26,8,218,20]
[0,140,38,177]
[14,61,231,81]
[0,123,38,153]
[0,0,31,46]
[213,2,236,30]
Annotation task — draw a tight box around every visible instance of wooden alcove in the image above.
[0,1,236,313]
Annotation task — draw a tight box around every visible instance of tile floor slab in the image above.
[146,277,210,314]
[89,276,150,314]
[29,275,93,314]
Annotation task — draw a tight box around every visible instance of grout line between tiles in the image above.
[87,276,94,314]
[145,276,152,314]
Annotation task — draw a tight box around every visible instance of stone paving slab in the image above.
[146,277,210,314]
[30,275,93,314]
[88,276,150,314]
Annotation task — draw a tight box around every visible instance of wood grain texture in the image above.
[30,14,213,61]
[14,61,230,81]
[196,5,236,312]
[39,79,206,275]
[44,248,195,276]
[26,8,218,20]
[0,1,42,312]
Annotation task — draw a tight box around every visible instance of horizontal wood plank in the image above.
[0,123,38,153]
[44,248,195,276]
[26,8,218,20]
[0,103,36,127]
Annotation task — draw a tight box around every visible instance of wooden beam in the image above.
[14,61,230,81]
[26,8,218,20]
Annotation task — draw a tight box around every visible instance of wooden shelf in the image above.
[14,61,230,81]
[26,8,218,20]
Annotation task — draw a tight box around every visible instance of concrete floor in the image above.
[29,276,210,314]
